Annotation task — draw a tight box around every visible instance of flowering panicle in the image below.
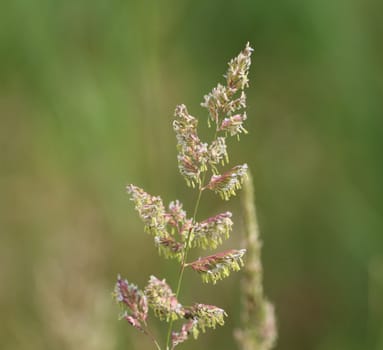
[113,276,148,331]
[204,164,248,200]
[188,249,246,284]
[201,42,253,133]
[144,276,183,322]
[191,212,233,249]
[115,44,254,349]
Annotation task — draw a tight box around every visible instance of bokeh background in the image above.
[1,0,382,349]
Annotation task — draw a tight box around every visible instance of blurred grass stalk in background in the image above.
[236,171,277,350]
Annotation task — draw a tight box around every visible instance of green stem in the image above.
[151,336,162,350]
[165,181,205,350]
[153,340,162,350]
[165,131,217,350]
[176,186,203,296]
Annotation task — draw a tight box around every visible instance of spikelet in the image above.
[144,276,183,322]
[154,235,184,261]
[204,164,248,200]
[220,112,248,138]
[165,200,193,238]
[171,319,199,349]
[188,249,246,284]
[226,42,253,91]
[165,200,187,231]
[171,304,227,349]
[112,275,148,331]
[126,185,167,237]
[173,104,209,187]
[184,303,227,332]
[190,212,233,250]
[207,136,229,174]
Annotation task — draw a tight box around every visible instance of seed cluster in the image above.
[114,43,253,349]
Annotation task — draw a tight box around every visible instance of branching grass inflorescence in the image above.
[114,43,254,350]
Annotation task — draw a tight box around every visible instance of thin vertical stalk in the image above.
[165,180,205,350]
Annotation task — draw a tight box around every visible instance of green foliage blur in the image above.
[1,0,382,349]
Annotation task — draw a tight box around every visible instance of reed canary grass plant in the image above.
[113,43,258,350]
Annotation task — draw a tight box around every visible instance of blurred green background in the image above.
[1,0,382,349]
